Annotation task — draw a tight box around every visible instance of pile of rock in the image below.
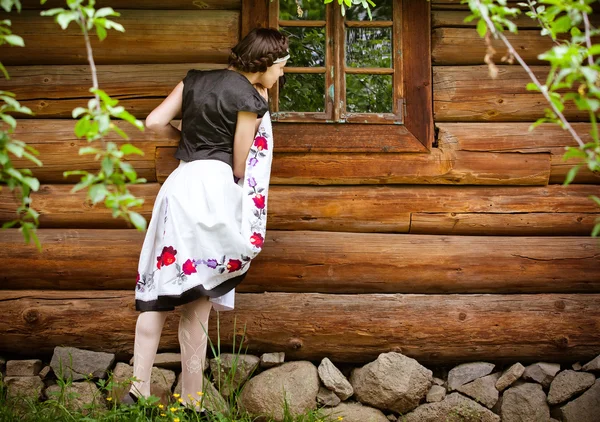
[1,347,599,421]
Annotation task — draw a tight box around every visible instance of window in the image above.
[242,0,433,150]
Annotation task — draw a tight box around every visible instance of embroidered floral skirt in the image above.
[135,159,252,312]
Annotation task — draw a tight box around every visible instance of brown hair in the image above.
[229,28,289,73]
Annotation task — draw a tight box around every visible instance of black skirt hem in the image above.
[135,272,248,312]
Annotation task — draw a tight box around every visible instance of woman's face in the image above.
[258,61,287,89]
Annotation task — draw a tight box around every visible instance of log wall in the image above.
[0,0,599,365]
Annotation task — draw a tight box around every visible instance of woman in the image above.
[122,28,289,412]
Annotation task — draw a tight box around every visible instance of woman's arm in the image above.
[233,111,259,180]
[145,81,184,141]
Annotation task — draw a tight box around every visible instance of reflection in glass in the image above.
[280,27,325,67]
[279,0,325,20]
[346,74,392,113]
[280,73,325,112]
[345,0,392,21]
[346,27,392,68]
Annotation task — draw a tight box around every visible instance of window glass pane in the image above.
[281,27,325,67]
[279,73,325,112]
[346,74,392,113]
[345,0,392,21]
[346,27,392,68]
[279,0,325,21]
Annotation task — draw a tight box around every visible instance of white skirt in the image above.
[134,159,251,312]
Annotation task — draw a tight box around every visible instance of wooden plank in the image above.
[1,229,598,292]
[434,66,588,122]
[0,10,238,65]
[432,28,557,65]
[155,148,551,185]
[411,213,600,236]
[241,0,269,36]
[432,10,600,29]
[21,0,241,9]
[1,290,599,365]
[5,184,597,233]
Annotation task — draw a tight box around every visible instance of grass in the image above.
[0,314,337,422]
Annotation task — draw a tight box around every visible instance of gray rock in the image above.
[349,352,432,414]
[501,382,549,422]
[447,362,495,391]
[426,385,446,403]
[582,354,600,372]
[386,414,397,422]
[39,366,53,380]
[572,362,582,371]
[260,352,285,368]
[238,361,319,422]
[547,369,596,405]
[50,346,115,381]
[559,378,600,422]
[318,357,353,400]
[4,376,44,401]
[110,362,175,406]
[432,376,445,387]
[46,381,106,415]
[401,392,500,422]
[6,359,43,377]
[456,372,501,409]
[496,362,525,392]
[324,402,389,422]
[316,386,341,407]
[174,372,229,415]
[130,352,190,371]
[210,353,260,397]
[522,362,561,388]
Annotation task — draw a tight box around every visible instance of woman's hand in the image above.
[253,83,269,102]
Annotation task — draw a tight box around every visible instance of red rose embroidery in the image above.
[182,259,197,275]
[252,194,265,209]
[136,272,140,283]
[254,136,268,151]
[227,259,242,272]
[157,246,177,269]
[250,232,264,248]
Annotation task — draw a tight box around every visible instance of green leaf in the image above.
[74,116,91,138]
[120,143,143,156]
[101,156,114,177]
[128,211,147,232]
[591,223,600,238]
[72,107,87,118]
[4,34,24,47]
[476,18,487,38]
[89,183,108,204]
[95,7,116,18]
[526,82,540,91]
[95,23,107,41]
[22,176,40,192]
[1,113,16,129]
[563,165,580,186]
[56,11,79,30]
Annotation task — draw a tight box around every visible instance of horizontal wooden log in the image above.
[434,66,587,122]
[0,11,238,66]
[155,148,551,185]
[3,184,598,234]
[1,290,599,365]
[432,10,600,29]
[1,229,598,292]
[21,0,240,9]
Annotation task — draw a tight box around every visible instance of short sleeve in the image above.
[183,69,200,88]
[237,91,269,118]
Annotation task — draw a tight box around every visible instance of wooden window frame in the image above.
[241,0,433,151]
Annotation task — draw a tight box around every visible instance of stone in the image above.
[4,376,44,401]
[318,357,353,400]
[401,392,500,422]
[559,378,600,422]
[324,402,389,422]
[130,352,188,371]
[238,361,319,422]
[386,414,397,422]
[260,352,285,368]
[547,369,596,405]
[501,382,550,422]
[522,362,561,388]
[572,362,582,371]
[447,362,495,391]
[495,362,525,392]
[46,381,106,415]
[110,362,175,405]
[456,372,501,409]
[432,376,445,386]
[210,353,260,397]
[581,354,600,372]
[174,372,229,415]
[426,385,446,403]
[316,386,341,407]
[349,352,432,414]
[50,346,115,381]
[6,359,43,377]
[39,365,53,380]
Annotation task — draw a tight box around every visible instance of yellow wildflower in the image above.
[173,393,180,398]
[174,418,180,422]
[106,397,112,401]
[197,391,204,396]
[178,398,184,403]
[187,393,193,398]
[337,417,344,421]
[170,407,177,412]
[158,404,164,409]
[160,413,166,417]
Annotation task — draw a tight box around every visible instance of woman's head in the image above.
[229,28,289,89]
